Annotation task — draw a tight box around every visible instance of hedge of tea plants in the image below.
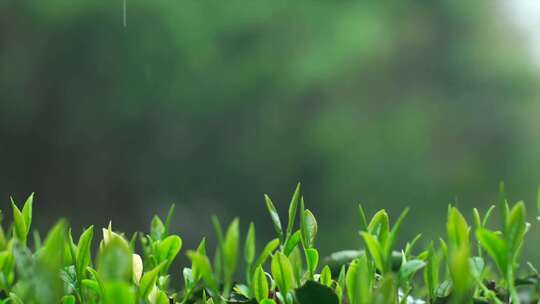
[0,183,538,304]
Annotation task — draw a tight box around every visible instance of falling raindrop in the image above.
[123,0,127,27]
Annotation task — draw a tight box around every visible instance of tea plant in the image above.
[0,183,539,303]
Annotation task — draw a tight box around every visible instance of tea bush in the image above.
[0,183,538,303]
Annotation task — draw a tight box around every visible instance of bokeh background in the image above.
[2,1,540,266]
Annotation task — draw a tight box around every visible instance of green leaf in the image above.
[448,244,472,303]
[213,248,222,284]
[506,201,526,257]
[373,274,396,304]
[264,195,283,241]
[283,230,302,256]
[154,289,170,304]
[66,229,77,266]
[346,254,372,304]
[196,237,207,256]
[295,280,339,304]
[301,209,318,248]
[252,238,280,272]
[404,233,422,259]
[40,219,66,260]
[211,215,225,284]
[482,205,496,227]
[61,267,78,294]
[305,248,319,275]
[384,208,409,260]
[289,247,304,284]
[33,220,67,304]
[252,266,269,302]
[346,259,360,304]
[360,232,384,272]
[271,252,296,294]
[164,203,175,236]
[8,293,24,304]
[127,232,137,252]
[423,243,440,301]
[22,193,33,234]
[469,256,485,278]
[98,235,132,281]
[11,201,27,244]
[473,208,481,230]
[399,259,425,282]
[233,283,251,299]
[103,281,136,304]
[87,268,105,295]
[358,204,368,232]
[187,251,217,291]
[286,183,301,238]
[367,210,389,243]
[156,234,182,272]
[320,265,332,287]
[61,295,76,304]
[76,226,94,280]
[337,265,346,302]
[151,215,165,241]
[223,218,240,280]
[139,261,166,299]
[476,228,508,276]
[245,222,256,265]
[82,279,100,294]
[447,207,469,250]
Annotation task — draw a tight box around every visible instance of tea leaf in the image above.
[358,204,368,232]
[385,208,409,259]
[271,252,296,294]
[360,232,384,272]
[187,251,217,291]
[139,261,166,299]
[301,209,318,248]
[283,230,302,256]
[103,281,135,304]
[447,207,469,250]
[264,195,283,241]
[367,210,389,243]
[399,259,425,282]
[245,222,256,265]
[252,238,280,272]
[98,235,132,282]
[506,201,526,256]
[151,215,165,241]
[21,193,33,235]
[223,218,240,281]
[286,183,301,239]
[320,265,332,287]
[164,203,175,236]
[11,201,27,244]
[423,242,440,301]
[305,248,319,275]
[76,225,94,280]
[156,234,182,272]
[476,228,507,276]
[252,266,269,302]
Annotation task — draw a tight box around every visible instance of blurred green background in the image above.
[2,1,540,264]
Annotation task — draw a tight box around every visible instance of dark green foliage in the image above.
[295,281,338,304]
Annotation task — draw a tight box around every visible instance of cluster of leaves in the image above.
[0,183,540,304]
